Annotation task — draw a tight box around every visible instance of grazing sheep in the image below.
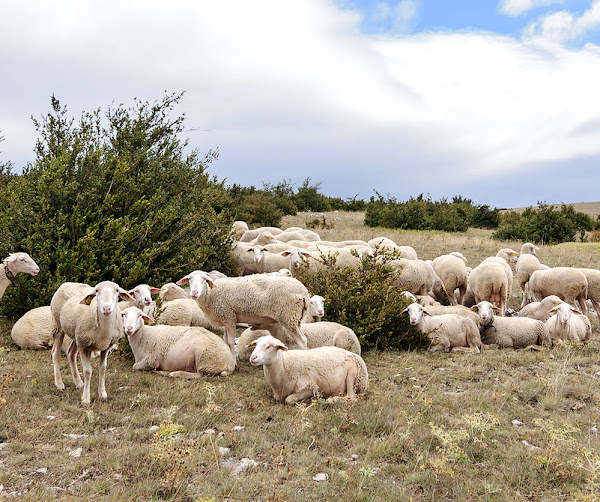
[51,281,135,404]
[156,298,220,333]
[432,254,468,305]
[528,268,588,314]
[516,295,562,321]
[461,286,477,308]
[402,302,481,353]
[1,252,40,300]
[121,307,235,377]
[389,259,435,296]
[160,283,189,301]
[577,268,600,324]
[232,221,249,240]
[471,301,551,349]
[248,335,369,404]
[545,302,591,343]
[238,320,361,360]
[468,261,509,314]
[177,271,310,359]
[496,248,520,266]
[516,254,545,307]
[482,255,514,301]
[240,226,283,242]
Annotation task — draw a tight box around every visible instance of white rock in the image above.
[149,426,159,433]
[69,447,83,458]
[219,447,231,456]
[203,429,216,435]
[62,433,88,439]
[233,426,245,432]
[230,458,258,475]
[512,420,523,426]
[313,473,329,482]
[35,468,48,475]
[46,416,56,420]
[521,440,540,450]
[350,454,359,461]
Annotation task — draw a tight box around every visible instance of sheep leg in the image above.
[223,325,237,362]
[97,349,108,401]
[132,358,155,371]
[458,285,466,305]
[590,298,600,327]
[67,340,83,389]
[79,348,93,406]
[344,361,359,398]
[577,292,588,315]
[428,336,451,352]
[52,329,66,391]
[284,388,315,404]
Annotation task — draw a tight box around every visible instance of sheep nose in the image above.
[125,326,134,334]
[102,305,112,315]
[190,290,199,298]
[317,310,324,316]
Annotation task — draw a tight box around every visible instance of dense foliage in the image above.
[298,251,428,351]
[492,203,596,244]
[0,94,234,318]
[364,193,500,232]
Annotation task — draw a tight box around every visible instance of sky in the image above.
[2,1,600,208]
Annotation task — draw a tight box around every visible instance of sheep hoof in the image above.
[100,392,108,400]
[74,381,84,390]
[55,383,65,391]
[81,398,91,406]
[220,371,229,376]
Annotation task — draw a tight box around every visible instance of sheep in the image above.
[481,255,514,301]
[389,259,435,296]
[231,244,267,275]
[293,248,365,276]
[545,302,591,343]
[516,254,545,307]
[1,252,40,300]
[159,282,189,301]
[155,298,221,333]
[520,242,538,256]
[121,307,235,377]
[528,268,588,314]
[432,254,468,305]
[303,295,325,322]
[402,302,481,353]
[470,301,551,349]
[249,231,278,246]
[367,238,417,259]
[238,321,361,360]
[240,226,283,242]
[11,306,53,350]
[51,281,135,404]
[232,220,249,240]
[496,248,520,265]
[280,228,321,242]
[128,284,161,316]
[423,304,481,324]
[461,286,477,308]
[177,271,310,359]
[577,268,600,324]
[449,251,468,263]
[248,335,368,404]
[516,295,562,321]
[468,261,509,314]
[401,291,439,307]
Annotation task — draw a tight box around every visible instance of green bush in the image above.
[297,252,429,351]
[0,94,234,319]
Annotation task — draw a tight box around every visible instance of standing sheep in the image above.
[545,302,591,343]
[248,335,369,404]
[177,271,310,359]
[432,254,468,305]
[468,261,509,315]
[121,307,235,377]
[528,268,588,315]
[470,301,551,349]
[1,252,40,300]
[516,254,545,307]
[389,259,435,296]
[402,302,481,353]
[577,268,600,325]
[51,281,135,404]
[160,283,188,301]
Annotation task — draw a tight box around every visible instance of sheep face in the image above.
[81,281,135,316]
[121,306,153,336]
[281,249,311,271]
[129,284,160,306]
[248,245,266,265]
[5,252,40,276]
[248,335,288,366]
[402,303,431,326]
[278,268,292,277]
[549,303,581,325]
[308,295,325,319]
[177,270,215,300]
[471,301,501,323]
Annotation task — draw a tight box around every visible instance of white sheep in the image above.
[520,242,539,256]
[545,302,591,343]
[515,295,562,321]
[402,302,481,353]
[155,298,221,333]
[449,251,468,263]
[240,226,283,242]
[1,252,40,299]
[159,282,189,301]
[516,253,545,307]
[432,254,468,306]
[232,220,249,240]
[121,307,235,377]
[471,301,551,349]
[248,231,278,246]
[468,261,508,314]
[528,267,588,314]
[238,320,361,360]
[389,259,435,296]
[280,228,321,242]
[423,303,481,324]
[231,243,267,275]
[248,335,369,404]
[577,268,600,324]
[177,271,310,359]
[128,284,161,316]
[51,281,135,404]
[11,306,53,350]
[303,295,325,322]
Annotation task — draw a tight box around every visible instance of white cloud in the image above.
[1,0,600,206]
[500,0,563,17]
[524,0,600,44]
[372,1,420,33]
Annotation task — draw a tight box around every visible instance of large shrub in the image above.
[298,252,428,351]
[0,94,234,318]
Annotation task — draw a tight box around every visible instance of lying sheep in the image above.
[280,228,321,242]
[577,268,600,324]
[240,226,283,242]
[155,298,220,333]
[516,254,545,307]
[249,232,278,246]
[467,261,508,314]
[177,271,310,359]
[248,335,369,404]
[403,302,481,353]
[432,254,468,305]
[160,283,189,301]
[121,307,235,377]
[231,244,267,275]
[238,320,361,360]
[471,301,551,349]
[11,306,54,350]
[1,252,40,300]
[424,304,480,324]
[528,267,588,315]
[516,295,562,321]
[51,281,135,404]
[545,302,591,343]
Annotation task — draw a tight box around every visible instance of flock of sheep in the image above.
[2,219,597,406]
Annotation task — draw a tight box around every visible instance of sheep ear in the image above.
[176,276,190,286]
[491,305,502,313]
[281,251,291,256]
[119,288,136,303]
[548,305,559,313]
[274,340,288,350]
[141,313,154,325]
[423,309,433,317]
[470,305,479,311]
[4,254,18,262]
[570,306,583,315]
[246,339,258,348]
[149,287,161,294]
[207,279,216,289]
[80,292,96,305]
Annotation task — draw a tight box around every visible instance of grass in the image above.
[2,212,600,501]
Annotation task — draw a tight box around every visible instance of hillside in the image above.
[507,201,600,218]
